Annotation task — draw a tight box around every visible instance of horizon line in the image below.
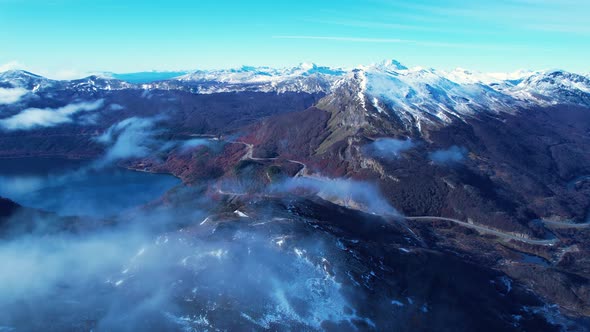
[0,60,581,82]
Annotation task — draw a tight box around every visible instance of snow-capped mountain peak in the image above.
[441,68,534,86]
[0,69,56,91]
[519,70,590,92]
[172,63,346,94]
[334,63,590,132]
[375,59,409,71]
[510,70,590,106]
[295,62,316,72]
[1,62,589,110]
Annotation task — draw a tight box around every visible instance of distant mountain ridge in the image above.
[2,60,590,325]
[2,59,587,98]
[0,60,585,91]
[1,60,590,130]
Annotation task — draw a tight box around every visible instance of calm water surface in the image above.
[0,157,180,217]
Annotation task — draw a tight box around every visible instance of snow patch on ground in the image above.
[164,312,211,331]
[234,210,249,218]
[500,276,512,293]
[391,299,405,307]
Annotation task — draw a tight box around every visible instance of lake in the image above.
[0,157,180,217]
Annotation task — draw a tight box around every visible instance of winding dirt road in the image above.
[406,216,559,246]
[539,219,590,229]
[217,138,564,246]
[228,140,307,176]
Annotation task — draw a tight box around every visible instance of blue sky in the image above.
[0,0,588,77]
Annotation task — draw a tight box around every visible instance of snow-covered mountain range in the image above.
[1,60,589,127]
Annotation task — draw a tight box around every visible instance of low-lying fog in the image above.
[0,157,179,217]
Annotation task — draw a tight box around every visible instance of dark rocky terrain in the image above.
[1,63,590,331]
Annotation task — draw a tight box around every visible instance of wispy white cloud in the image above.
[270,176,400,216]
[97,117,152,161]
[0,100,104,130]
[95,117,163,165]
[0,61,23,72]
[365,138,415,159]
[304,18,495,36]
[273,35,408,43]
[395,0,589,35]
[0,87,28,105]
[429,146,468,165]
[304,18,437,32]
[526,24,590,35]
[0,60,100,80]
[50,69,102,80]
[94,117,215,167]
[272,35,517,50]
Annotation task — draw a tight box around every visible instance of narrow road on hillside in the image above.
[212,139,308,197]
[227,140,307,176]
[406,216,559,246]
[214,138,558,246]
[539,219,590,229]
[288,159,307,177]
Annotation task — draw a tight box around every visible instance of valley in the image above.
[1,61,590,331]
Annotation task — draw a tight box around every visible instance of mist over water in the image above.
[0,108,579,330]
[0,157,180,217]
[0,184,378,331]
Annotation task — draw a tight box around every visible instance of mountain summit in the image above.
[2,58,590,330]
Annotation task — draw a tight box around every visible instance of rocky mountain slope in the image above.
[1,60,590,329]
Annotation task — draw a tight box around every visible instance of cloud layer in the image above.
[0,87,28,105]
[95,117,216,167]
[429,146,467,164]
[0,100,104,130]
[272,176,400,216]
[0,195,362,330]
[365,138,415,159]
[0,61,22,72]
[95,117,162,165]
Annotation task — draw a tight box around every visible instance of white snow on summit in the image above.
[307,60,590,129]
[173,63,346,94]
[179,63,345,83]
[1,60,589,113]
[509,70,590,106]
[359,63,525,126]
[442,68,533,86]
